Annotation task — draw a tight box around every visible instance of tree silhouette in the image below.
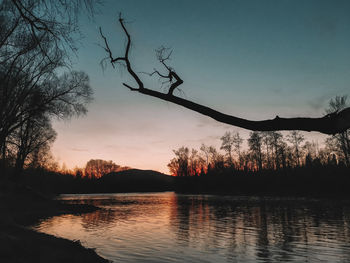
[168,127,349,177]
[9,113,56,171]
[287,131,305,167]
[200,144,210,170]
[232,132,243,167]
[248,131,263,171]
[100,15,350,135]
[325,96,350,166]
[168,147,189,177]
[0,1,95,170]
[220,132,235,166]
[84,159,128,179]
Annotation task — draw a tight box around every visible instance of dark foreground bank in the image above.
[0,224,109,263]
[0,179,109,263]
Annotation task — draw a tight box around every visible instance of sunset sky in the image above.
[52,0,350,173]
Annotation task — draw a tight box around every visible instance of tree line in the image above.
[0,0,95,174]
[168,96,350,177]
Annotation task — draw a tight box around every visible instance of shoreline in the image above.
[0,179,110,263]
[1,223,110,263]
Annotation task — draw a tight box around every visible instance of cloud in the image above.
[104,144,147,152]
[69,148,89,152]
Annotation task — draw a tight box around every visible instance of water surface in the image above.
[34,192,350,262]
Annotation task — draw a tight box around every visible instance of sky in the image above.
[52,0,350,173]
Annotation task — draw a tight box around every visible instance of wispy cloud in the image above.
[69,148,89,152]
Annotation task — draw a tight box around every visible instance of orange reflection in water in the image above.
[34,193,350,263]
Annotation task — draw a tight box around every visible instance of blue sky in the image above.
[52,0,350,173]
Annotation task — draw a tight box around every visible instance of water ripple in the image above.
[34,193,350,263]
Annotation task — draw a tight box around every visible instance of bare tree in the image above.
[188,149,205,176]
[261,132,272,169]
[325,96,350,166]
[232,132,243,156]
[0,69,92,166]
[84,159,126,178]
[200,143,210,170]
[100,15,350,135]
[0,1,96,170]
[248,131,263,171]
[287,131,305,167]
[1,0,96,64]
[266,131,284,170]
[220,131,234,166]
[8,113,56,171]
[168,147,190,177]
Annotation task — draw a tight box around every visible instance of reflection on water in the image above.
[33,193,350,263]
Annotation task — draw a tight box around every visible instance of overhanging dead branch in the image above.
[100,15,350,135]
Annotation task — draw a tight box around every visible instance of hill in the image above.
[99,169,174,193]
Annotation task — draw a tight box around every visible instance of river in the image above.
[33,192,350,262]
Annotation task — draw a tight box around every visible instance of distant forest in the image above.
[168,96,350,177]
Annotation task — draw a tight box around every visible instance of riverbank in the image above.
[174,167,350,197]
[0,179,110,263]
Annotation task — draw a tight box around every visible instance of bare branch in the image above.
[99,27,123,68]
[167,71,183,95]
[101,15,350,135]
[140,69,168,78]
[122,83,139,91]
[99,15,143,91]
[131,87,350,135]
[142,48,183,95]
